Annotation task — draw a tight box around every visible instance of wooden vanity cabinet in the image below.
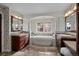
[11,34,29,51]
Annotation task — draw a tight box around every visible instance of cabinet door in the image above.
[11,36,20,51]
[20,36,25,49]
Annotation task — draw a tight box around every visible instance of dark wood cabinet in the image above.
[76,3,79,55]
[11,34,29,51]
[56,33,76,55]
[0,14,2,52]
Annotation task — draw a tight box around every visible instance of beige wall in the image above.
[56,17,65,32]
[30,16,65,34]
[0,5,10,52]
[23,16,29,32]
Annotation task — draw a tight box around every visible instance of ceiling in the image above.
[1,3,71,18]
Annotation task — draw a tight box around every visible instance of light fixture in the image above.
[65,5,77,17]
[12,15,22,19]
[14,15,18,19]
[18,17,22,19]
[73,5,77,11]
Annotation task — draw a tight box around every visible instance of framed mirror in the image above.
[65,12,76,32]
[11,16,23,32]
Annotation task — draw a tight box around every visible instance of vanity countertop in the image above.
[64,41,76,52]
[11,32,29,36]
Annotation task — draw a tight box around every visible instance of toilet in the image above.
[60,47,72,56]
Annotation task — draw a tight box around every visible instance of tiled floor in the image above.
[0,51,15,56]
[12,45,60,56]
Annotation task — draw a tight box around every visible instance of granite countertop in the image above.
[61,35,76,39]
[56,34,76,40]
[56,31,76,37]
[64,41,76,52]
[11,32,29,36]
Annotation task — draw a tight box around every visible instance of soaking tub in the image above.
[30,35,56,46]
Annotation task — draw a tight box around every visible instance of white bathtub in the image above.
[30,35,56,46]
[31,36,53,39]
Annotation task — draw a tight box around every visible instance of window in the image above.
[36,22,52,33]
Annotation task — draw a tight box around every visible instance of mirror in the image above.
[11,16,23,32]
[65,12,76,32]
